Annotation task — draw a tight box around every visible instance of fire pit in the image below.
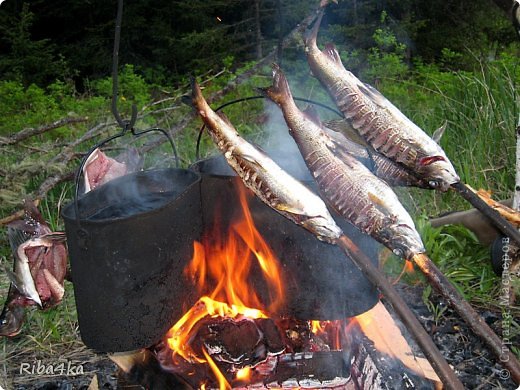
[60,151,446,388]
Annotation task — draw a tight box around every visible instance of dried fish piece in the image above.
[1,202,68,337]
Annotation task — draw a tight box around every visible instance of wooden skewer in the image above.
[335,235,464,390]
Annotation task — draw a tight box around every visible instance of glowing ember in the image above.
[310,320,327,334]
[235,366,251,381]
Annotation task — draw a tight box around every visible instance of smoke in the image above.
[259,99,313,182]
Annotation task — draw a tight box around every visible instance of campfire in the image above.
[145,183,440,389]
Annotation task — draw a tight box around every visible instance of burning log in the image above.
[155,309,440,389]
[190,79,463,389]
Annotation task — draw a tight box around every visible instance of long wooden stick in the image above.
[335,235,464,390]
[411,252,520,384]
[0,117,88,146]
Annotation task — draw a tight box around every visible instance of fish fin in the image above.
[323,43,345,70]
[276,203,307,216]
[7,226,32,254]
[358,81,415,126]
[432,121,447,144]
[305,9,324,48]
[357,82,388,107]
[323,119,369,146]
[325,129,370,161]
[303,106,322,127]
[216,111,234,127]
[41,232,67,244]
[258,64,292,106]
[418,155,447,166]
[367,192,386,208]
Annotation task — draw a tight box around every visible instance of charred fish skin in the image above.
[305,11,459,192]
[260,64,425,259]
[191,78,342,243]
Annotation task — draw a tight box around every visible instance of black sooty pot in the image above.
[62,168,202,352]
[192,156,379,321]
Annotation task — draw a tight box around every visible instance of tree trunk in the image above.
[254,0,263,60]
[276,0,284,65]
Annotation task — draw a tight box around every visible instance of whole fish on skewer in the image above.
[305,10,459,191]
[259,64,424,259]
[305,8,520,246]
[191,78,342,243]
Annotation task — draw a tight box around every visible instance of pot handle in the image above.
[194,95,343,160]
[72,126,179,238]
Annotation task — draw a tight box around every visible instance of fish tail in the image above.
[190,77,210,117]
[305,9,324,48]
[259,63,292,106]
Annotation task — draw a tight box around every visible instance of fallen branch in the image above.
[0,117,89,146]
[475,188,520,227]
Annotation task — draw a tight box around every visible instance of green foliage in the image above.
[0,3,69,87]
[417,217,498,301]
[422,285,448,326]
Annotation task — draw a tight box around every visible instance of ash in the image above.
[391,284,518,390]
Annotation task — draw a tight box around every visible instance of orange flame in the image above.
[165,184,285,388]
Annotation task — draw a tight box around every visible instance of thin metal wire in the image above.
[195,95,343,159]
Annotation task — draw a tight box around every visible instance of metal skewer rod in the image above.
[411,252,520,384]
[335,235,464,390]
[452,181,520,246]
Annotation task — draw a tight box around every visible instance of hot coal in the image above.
[86,190,179,220]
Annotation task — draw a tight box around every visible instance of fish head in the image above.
[0,300,26,337]
[417,155,460,192]
[387,223,425,260]
[301,215,343,243]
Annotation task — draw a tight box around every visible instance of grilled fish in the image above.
[260,64,425,259]
[324,120,430,188]
[305,11,459,191]
[191,78,342,243]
